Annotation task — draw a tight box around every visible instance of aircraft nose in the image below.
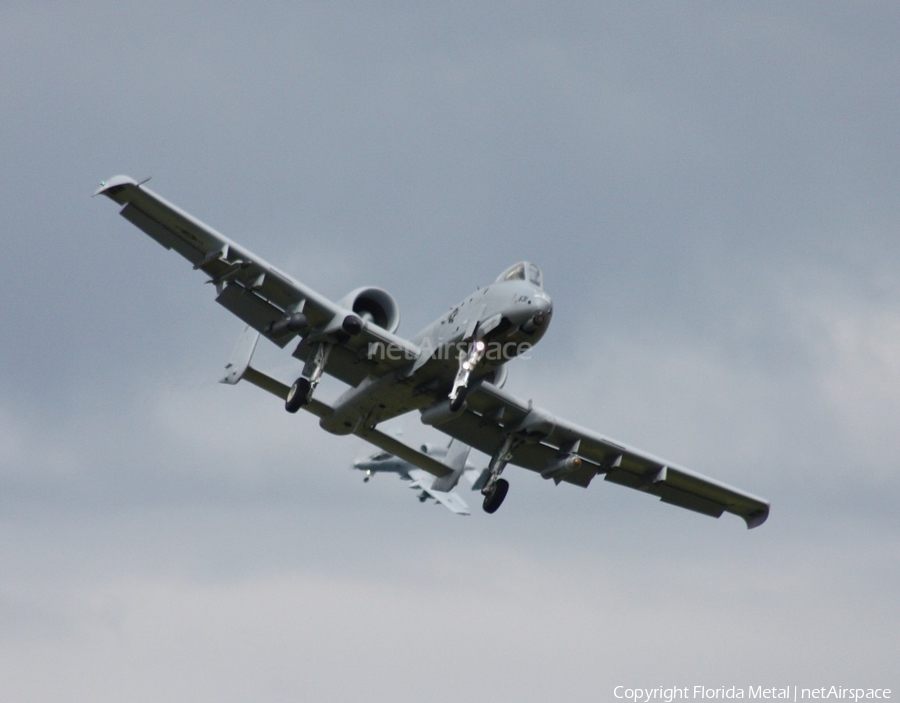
[532,294,552,324]
[520,294,552,333]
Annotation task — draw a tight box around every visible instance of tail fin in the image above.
[220,325,261,385]
[220,325,292,399]
[431,439,471,492]
[445,438,470,470]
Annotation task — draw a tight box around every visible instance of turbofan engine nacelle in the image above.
[337,287,401,334]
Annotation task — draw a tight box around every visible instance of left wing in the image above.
[96,175,419,386]
[431,383,770,529]
[407,470,472,515]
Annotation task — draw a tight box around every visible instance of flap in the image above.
[434,382,770,529]
[97,175,420,383]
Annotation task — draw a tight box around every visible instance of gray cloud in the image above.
[1,1,898,700]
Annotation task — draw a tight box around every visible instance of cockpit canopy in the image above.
[496,261,544,289]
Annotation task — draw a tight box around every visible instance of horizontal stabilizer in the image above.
[408,469,471,515]
[218,345,463,481]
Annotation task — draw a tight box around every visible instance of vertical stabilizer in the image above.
[220,326,261,384]
[431,439,471,492]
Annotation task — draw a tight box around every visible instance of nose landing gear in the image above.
[449,339,486,412]
[480,433,522,514]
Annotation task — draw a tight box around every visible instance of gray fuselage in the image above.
[320,268,552,434]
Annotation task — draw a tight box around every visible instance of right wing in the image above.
[433,382,770,529]
[96,175,420,386]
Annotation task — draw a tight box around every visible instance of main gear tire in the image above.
[482,478,509,514]
[285,377,311,413]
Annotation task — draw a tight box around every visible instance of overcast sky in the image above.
[2,2,899,701]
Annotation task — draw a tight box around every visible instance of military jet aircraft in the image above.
[353,438,487,515]
[96,175,769,527]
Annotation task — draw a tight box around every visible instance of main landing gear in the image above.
[449,338,486,412]
[480,434,521,514]
[285,342,331,413]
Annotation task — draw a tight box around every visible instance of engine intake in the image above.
[337,287,401,333]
